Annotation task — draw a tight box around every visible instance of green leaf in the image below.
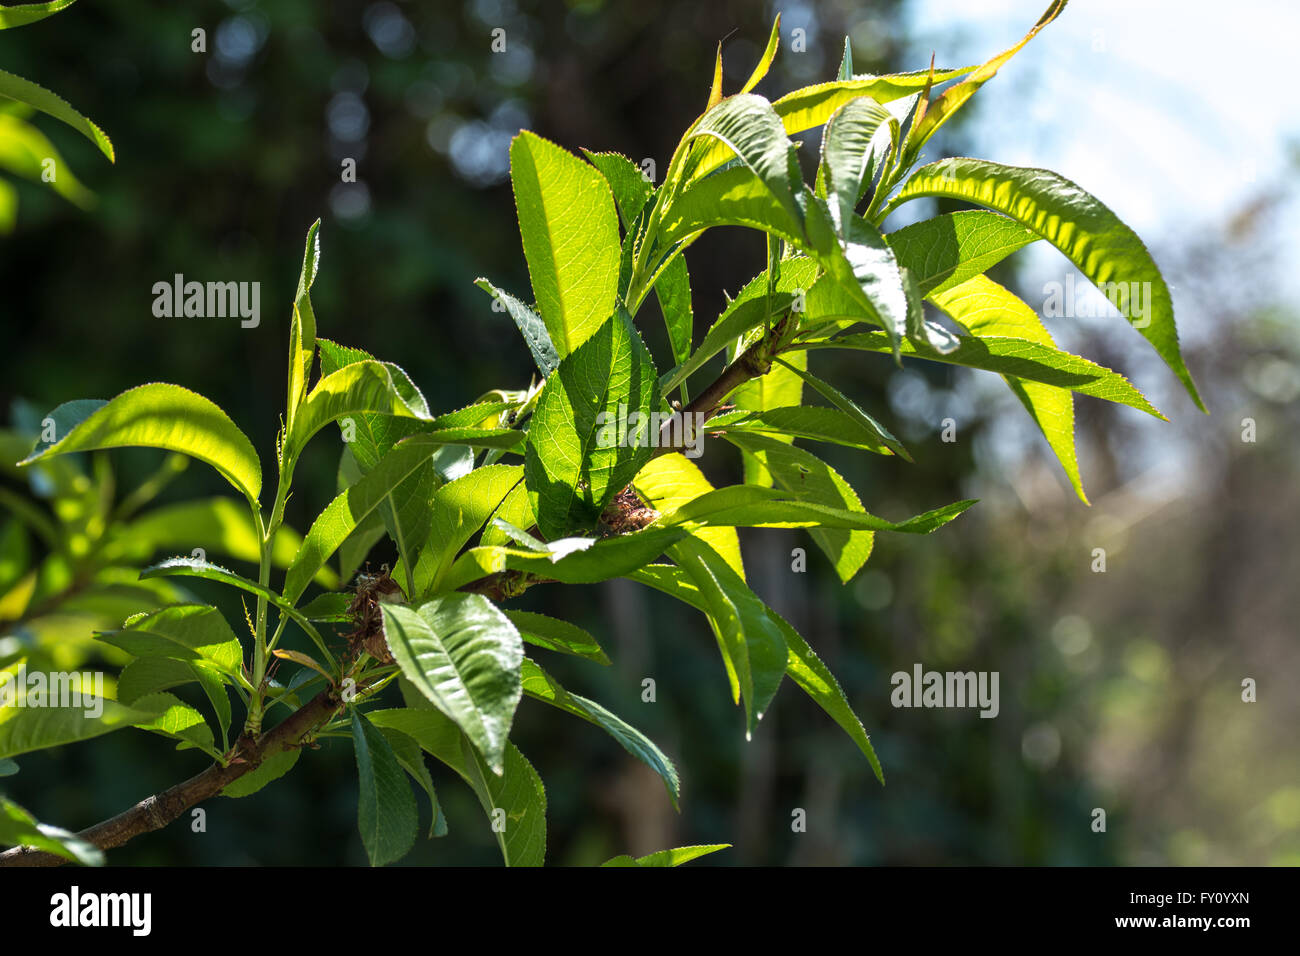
[350,709,418,866]
[582,149,653,225]
[819,95,892,234]
[654,255,694,373]
[885,210,1038,297]
[668,536,786,736]
[771,356,910,460]
[803,195,925,359]
[381,595,523,773]
[679,94,803,227]
[288,360,432,456]
[221,748,300,798]
[792,330,1163,417]
[887,157,1204,410]
[770,65,973,138]
[655,163,804,253]
[503,610,609,665]
[740,15,782,94]
[629,563,883,780]
[836,36,853,81]
[0,67,113,161]
[634,453,744,578]
[474,279,560,377]
[479,480,536,548]
[0,757,17,776]
[704,405,897,455]
[139,556,332,665]
[0,795,103,866]
[442,526,688,592]
[510,130,621,356]
[661,484,976,535]
[20,384,261,503]
[0,0,79,30]
[520,657,680,807]
[731,350,806,487]
[930,274,1088,500]
[719,432,875,583]
[129,691,219,758]
[95,604,243,678]
[286,220,321,426]
[766,605,884,783]
[117,658,230,748]
[603,843,731,867]
[283,441,436,604]
[661,256,818,394]
[378,725,447,838]
[524,311,661,539]
[367,706,546,867]
[0,697,150,760]
[407,464,523,598]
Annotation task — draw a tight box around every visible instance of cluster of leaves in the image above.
[0,1,115,230]
[1,0,1200,866]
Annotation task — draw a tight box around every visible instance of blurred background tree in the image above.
[1,0,1296,865]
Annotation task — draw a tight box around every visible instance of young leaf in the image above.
[520,658,680,807]
[887,157,1205,410]
[524,311,661,539]
[351,708,418,867]
[381,595,523,774]
[770,65,973,139]
[286,220,321,427]
[899,0,1067,171]
[510,130,621,356]
[20,385,262,503]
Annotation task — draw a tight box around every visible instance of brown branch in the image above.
[0,688,344,867]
